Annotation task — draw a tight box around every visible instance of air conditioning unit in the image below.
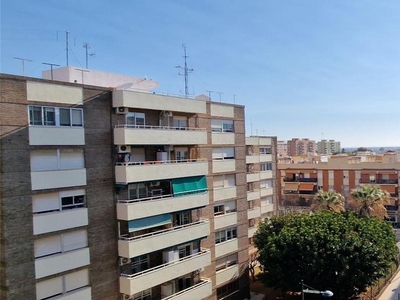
[115,107,129,114]
[119,257,131,266]
[117,145,131,153]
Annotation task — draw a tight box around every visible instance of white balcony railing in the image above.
[161,279,212,300]
[115,124,205,131]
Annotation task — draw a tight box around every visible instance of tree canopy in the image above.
[254,212,397,299]
[350,185,390,219]
[312,190,345,213]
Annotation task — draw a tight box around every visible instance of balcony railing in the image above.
[116,158,206,166]
[117,190,208,204]
[161,279,211,300]
[115,124,206,131]
[283,178,318,182]
[120,249,210,278]
[359,179,398,184]
[119,220,208,242]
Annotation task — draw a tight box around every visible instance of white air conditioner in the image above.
[119,257,131,266]
[118,145,131,153]
[116,107,129,114]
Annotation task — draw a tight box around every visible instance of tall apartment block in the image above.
[0,72,250,300]
[287,138,316,156]
[245,137,278,254]
[276,140,287,157]
[317,139,341,155]
[278,157,400,220]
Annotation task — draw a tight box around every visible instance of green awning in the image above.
[172,176,208,197]
[128,214,171,232]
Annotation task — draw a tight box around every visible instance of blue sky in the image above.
[1,0,400,147]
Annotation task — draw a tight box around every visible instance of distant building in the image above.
[317,139,341,155]
[277,140,287,157]
[287,138,316,156]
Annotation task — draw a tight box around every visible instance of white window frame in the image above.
[260,162,272,171]
[216,253,238,271]
[28,105,84,127]
[126,112,145,127]
[212,148,235,160]
[213,174,236,189]
[259,147,271,154]
[211,119,234,133]
[215,227,237,244]
[33,190,86,214]
[30,149,85,171]
[260,179,272,189]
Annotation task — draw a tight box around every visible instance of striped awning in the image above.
[298,183,315,191]
[284,183,298,191]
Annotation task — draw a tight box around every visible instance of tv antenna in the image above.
[65,31,69,66]
[83,42,95,69]
[42,62,61,80]
[13,57,32,75]
[206,90,214,100]
[216,91,224,102]
[175,44,193,98]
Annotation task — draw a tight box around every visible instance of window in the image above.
[36,269,89,300]
[131,255,149,274]
[126,112,145,126]
[260,147,271,154]
[28,106,83,127]
[211,119,234,133]
[128,183,148,200]
[34,229,88,258]
[260,162,272,171]
[133,289,151,300]
[173,116,188,128]
[262,196,273,205]
[217,280,239,299]
[173,211,191,226]
[213,174,236,189]
[30,149,84,171]
[214,201,236,216]
[215,227,237,244]
[260,180,272,189]
[249,219,255,228]
[212,148,235,160]
[216,253,238,271]
[248,200,254,210]
[32,189,86,214]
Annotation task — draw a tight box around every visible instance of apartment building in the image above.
[287,138,316,156]
[278,156,400,221]
[0,72,250,300]
[317,139,341,155]
[245,137,278,254]
[277,140,287,157]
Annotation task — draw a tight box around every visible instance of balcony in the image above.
[214,186,237,202]
[29,127,85,146]
[214,212,238,230]
[246,155,259,164]
[118,220,210,258]
[119,250,211,296]
[211,132,235,145]
[284,178,318,182]
[246,172,260,183]
[113,90,207,114]
[261,204,274,214]
[161,279,212,300]
[359,179,398,184]
[31,169,87,190]
[114,125,207,145]
[117,192,209,221]
[115,159,208,184]
[213,160,236,173]
[248,208,261,219]
[215,239,238,258]
[35,248,90,279]
[248,227,257,238]
[216,265,239,286]
[259,154,273,162]
[33,208,88,235]
[260,187,274,197]
[51,287,92,300]
[247,190,260,201]
[260,171,273,180]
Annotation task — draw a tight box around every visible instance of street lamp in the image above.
[301,280,334,299]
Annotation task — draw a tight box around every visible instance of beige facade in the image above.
[317,139,341,155]
[277,140,287,157]
[0,73,250,300]
[278,156,400,220]
[287,138,316,156]
[245,136,279,255]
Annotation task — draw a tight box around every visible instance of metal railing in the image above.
[114,124,206,131]
[119,220,209,242]
[116,158,207,166]
[161,279,211,300]
[120,249,210,278]
[359,179,399,184]
[117,190,208,204]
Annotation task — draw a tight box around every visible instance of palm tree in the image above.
[350,185,390,218]
[312,190,345,212]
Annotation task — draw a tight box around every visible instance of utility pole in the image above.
[176,44,193,98]
[42,62,61,80]
[13,57,32,75]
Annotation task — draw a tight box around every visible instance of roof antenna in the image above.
[83,42,95,69]
[13,57,32,76]
[176,44,193,98]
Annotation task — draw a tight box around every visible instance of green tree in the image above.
[254,212,397,299]
[312,190,345,213]
[350,185,390,218]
